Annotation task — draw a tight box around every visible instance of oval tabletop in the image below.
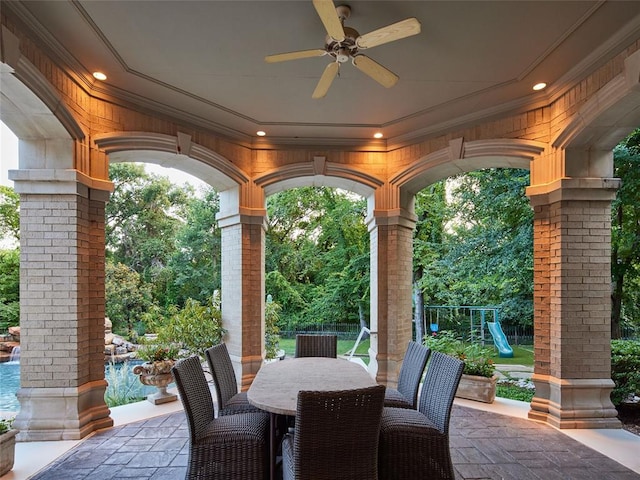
[247,357,377,416]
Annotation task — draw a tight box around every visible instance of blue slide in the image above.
[487,322,514,358]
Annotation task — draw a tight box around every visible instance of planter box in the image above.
[455,374,498,403]
[0,429,18,476]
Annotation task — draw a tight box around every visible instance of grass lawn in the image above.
[488,345,534,366]
[277,338,532,367]
[276,337,534,402]
[278,337,370,359]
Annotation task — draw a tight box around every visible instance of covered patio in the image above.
[10,395,640,479]
[2,0,640,446]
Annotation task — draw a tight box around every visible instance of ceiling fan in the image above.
[265,0,421,99]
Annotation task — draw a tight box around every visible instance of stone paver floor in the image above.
[30,405,640,480]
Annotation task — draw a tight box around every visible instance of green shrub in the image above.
[151,293,226,359]
[424,330,496,378]
[0,249,19,331]
[265,295,282,360]
[611,339,640,406]
[104,361,147,407]
[136,343,181,362]
[0,417,14,434]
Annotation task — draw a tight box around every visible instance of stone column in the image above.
[218,186,266,392]
[367,194,416,388]
[9,168,113,441]
[527,176,621,429]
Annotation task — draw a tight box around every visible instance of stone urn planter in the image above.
[0,427,17,476]
[264,349,286,364]
[133,360,178,405]
[455,374,499,403]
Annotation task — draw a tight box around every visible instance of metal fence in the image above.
[421,305,534,346]
[281,319,635,345]
[621,324,640,341]
[280,323,362,340]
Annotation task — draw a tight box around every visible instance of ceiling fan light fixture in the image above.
[93,71,107,81]
[266,0,421,98]
[532,82,547,91]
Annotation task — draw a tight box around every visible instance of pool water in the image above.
[0,361,20,413]
[0,360,167,413]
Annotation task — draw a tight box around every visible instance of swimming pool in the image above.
[0,361,20,413]
[0,360,166,414]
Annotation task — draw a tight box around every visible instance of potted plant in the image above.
[425,331,498,403]
[133,343,181,404]
[0,418,17,476]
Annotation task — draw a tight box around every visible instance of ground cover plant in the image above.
[104,361,147,407]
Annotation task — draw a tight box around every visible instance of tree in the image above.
[265,187,369,329]
[166,186,222,305]
[413,182,448,340]
[414,169,534,329]
[611,130,640,338]
[0,249,19,330]
[0,186,19,242]
[105,261,154,336]
[443,169,533,326]
[0,187,20,330]
[106,163,192,307]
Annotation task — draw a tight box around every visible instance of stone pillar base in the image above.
[14,380,113,441]
[528,374,621,429]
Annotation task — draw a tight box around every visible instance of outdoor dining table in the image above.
[247,357,378,480]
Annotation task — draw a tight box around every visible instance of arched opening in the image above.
[256,167,378,368]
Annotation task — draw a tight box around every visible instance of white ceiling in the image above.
[6,1,640,147]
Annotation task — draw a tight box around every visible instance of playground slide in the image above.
[486,322,514,358]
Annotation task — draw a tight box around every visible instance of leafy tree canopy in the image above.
[414,169,533,328]
[265,187,369,329]
[0,249,19,330]
[0,186,19,242]
[611,131,640,337]
[105,261,154,336]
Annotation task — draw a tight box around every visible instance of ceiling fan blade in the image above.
[356,18,421,49]
[313,0,345,42]
[353,55,398,88]
[265,49,327,63]
[312,62,340,99]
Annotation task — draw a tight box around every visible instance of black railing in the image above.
[281,323,362,340]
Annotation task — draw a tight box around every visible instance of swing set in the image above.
[426,305,513,357]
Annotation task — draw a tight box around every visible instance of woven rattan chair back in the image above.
[284,385,386,480]
[418,351,465,434]
[171,356,215,441]
[294,334,337,358]
[172,356,270,480]
[205,343,239,409]
[395,341,431,408]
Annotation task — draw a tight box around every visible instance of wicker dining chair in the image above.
[282,384,386,480]
[171,356,270,480]
[294,334,337,358]
[383,341,431,409]
[205,343,261,416]
[378,351,465,480]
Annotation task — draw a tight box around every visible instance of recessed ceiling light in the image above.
[373,132,383,139]
[532,82,547,91]
[256,131,266,137]
[93,71,107,81]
